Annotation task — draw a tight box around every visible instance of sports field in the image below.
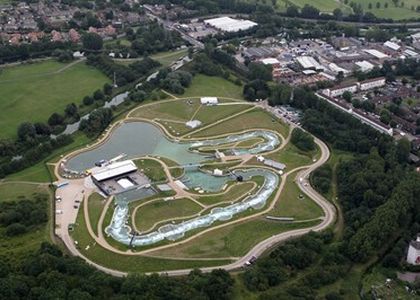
[243,0,419,19]
[0,59,110,139]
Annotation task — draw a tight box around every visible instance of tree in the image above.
[82,33,103,51]
[17,122,36,142]
[83,96,94,106]
[286,5,299,17]
[93,89,105,101]
[64,103,78,118]
[396,138,410,163]
[103,83,113,95]
[48,113,64,126]
[379,108,391,124]
[301,4,320,18]
[342,91,352,102]
[291,128,315,151]
[333,8,343,19]
[5,223,26,236]
[248,62,272,81]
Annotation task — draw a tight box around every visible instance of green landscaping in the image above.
[71,202,231,272]
[134,158,167,182]
[271,172,324,220]
[266,143,318,170]
[197,182,257,206]
[151,218,321,258]
[181,74,244,99]
[134,198,202,231]
[0,182,48,202]
[151,49,188,67]
[0,60,110,139]
[352,0,420,20]
[87,193,105,236]
[192,108,289,139]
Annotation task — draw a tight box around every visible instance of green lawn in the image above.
[182,74,244,99]
[191,108,289,139]
[352,0,420,20]
[193,103,252,125]
[151,49,188,67]
[134,158,167,182]
[87,193,106,236]
[271,171,324,220]
[0,182,48,202]
[131,98,201,121]
[152,218,320,258]
[71,202,231,272]
[197,182,256,206]
[266,143,318,171]
[134,198,202,232]
[0,60,110,139]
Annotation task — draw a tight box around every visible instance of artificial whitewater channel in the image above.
[66,121,281,247]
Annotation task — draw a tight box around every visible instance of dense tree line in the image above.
[0,40,73,63]
[290,128,315,152]
[155,69,193,94]
[0,243,235,299]
[79,108,113,137]
[241,71,420,296]
[0,194,47,236]
[0,127,73,179]
[86,54,160,86]
[125,21,185,56]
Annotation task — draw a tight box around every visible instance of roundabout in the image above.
[53,97,335,276]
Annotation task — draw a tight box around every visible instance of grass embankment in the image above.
[0,60,110,139]
[134,158,167,182]
[131,97,251,136]
[181,74,244,99]
[197,182,257,206]
[270,171,324,220]
[87,193,106,236]
[71,202,232,272]
[151,218,321,258]
[191,108,289,140]
[134,198,202,232]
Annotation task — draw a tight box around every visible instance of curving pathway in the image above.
[53,98,336,277]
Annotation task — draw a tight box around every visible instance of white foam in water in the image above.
[105,128,281,247]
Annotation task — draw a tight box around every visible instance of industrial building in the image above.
[323,84,358,97]
[296,56,324,71]
[204,16,257,32]
[358,77,386,91]
[91,160,151,195]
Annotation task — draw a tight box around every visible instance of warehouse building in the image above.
[204,16,257,32]
[296,56,324,71]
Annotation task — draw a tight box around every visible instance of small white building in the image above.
[407,234,420,265]
[186,120,202,129]
[213,169,223,176]
[201,97,218,105]
[323,84,358,98]
[358,77,386,91]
